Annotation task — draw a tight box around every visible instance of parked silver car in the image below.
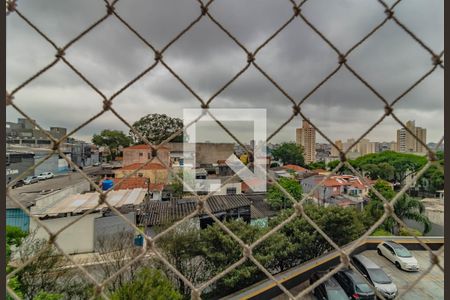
[352,254,398,299]
[23,176,39,184]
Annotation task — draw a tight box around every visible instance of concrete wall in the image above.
[34,153,60,175]
[168,143,235,165]
[6,154,35,182]
[93,212,135,251]
[30,212,102,254]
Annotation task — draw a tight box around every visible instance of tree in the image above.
[156,224,206,296]
[307,161,326,170]
[6,226,27,262]
[130,114,184,145]
[10,231,90,299]
[271,142,305,166]
[365,180,431,235]
[92,130,131,160]
[110,268,182,300]
[267,177,302,210]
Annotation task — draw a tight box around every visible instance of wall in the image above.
[6,208,30,232]
[93,212,136,251]
[115,169,169,184]
[30,212,102,254]
[6,153,35,182]
[34,153,60,175]
[168,142,235,165]
[123,147,170,167]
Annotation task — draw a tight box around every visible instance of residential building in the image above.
[30,188,147,254]
[296,120,316,164]
[357,138,376,155]
[397,120,427,153]
[122,144,170,167]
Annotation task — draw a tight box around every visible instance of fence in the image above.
[5,0,444,299]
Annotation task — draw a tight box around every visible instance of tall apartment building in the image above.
[331,140,343,157]
[396,120,427,153]
[357,138,376,156]
[296,120,316,164]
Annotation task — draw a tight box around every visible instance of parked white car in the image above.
[37,172,54,180]
[377,240,419,271]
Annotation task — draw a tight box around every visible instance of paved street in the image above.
[7,166,102,208]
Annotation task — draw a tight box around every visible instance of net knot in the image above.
[51,140,60,151]
[55,48,65,58]
[292,105,300,115]
[243,245,252,257]
[338,54,347,64]
[247,52,255,63]
[339,151,347,162]
[384,202,394,215]
[294,202,303,216]
[384,105,393,116]
[98,193,107,205]
[6,0,17,14]
[154,51,162,61]
[432,54,442,66]
[384,9,394,19]
[200,4,208,15]
[5,92,14,106]
[103,99,112,111]
[292,6,301,16]
[106,3,115,15]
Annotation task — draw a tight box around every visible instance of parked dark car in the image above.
[310,271,349,300]
[11,179,25,189]
[334,269,376,300]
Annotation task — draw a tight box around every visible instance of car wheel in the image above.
[395,261,401,270]
[377,249,382,256]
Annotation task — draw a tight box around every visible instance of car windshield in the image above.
[327,289,349,300]
[356,283,373,293]
[394,247,412,257]
[367,269,391,284]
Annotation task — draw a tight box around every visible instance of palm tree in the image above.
[392,195,431,235]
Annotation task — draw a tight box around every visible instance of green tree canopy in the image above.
[110,268,182,300]
[267,177,302,210]
[130,114,184,145]
[92,129,131,160]
[271,142,305,166]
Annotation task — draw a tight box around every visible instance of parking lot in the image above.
[7,166,101,208]
[275,250,444,300]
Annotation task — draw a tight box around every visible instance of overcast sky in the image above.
[6,0,443,145]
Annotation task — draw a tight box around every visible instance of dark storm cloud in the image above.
[6,0,444,144]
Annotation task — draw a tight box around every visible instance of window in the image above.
[226,187,237,195]
[139,152,143,157]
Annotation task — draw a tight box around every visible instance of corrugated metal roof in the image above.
[142,194,251,226]
[33,188,147,217]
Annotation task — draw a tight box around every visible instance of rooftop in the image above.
[142,194,251,226]
[32,188,147,217]
[112,178,164,191]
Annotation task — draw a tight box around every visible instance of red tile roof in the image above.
[112,178,165,191]
[118,163,166,171]
[283,164,309,172]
